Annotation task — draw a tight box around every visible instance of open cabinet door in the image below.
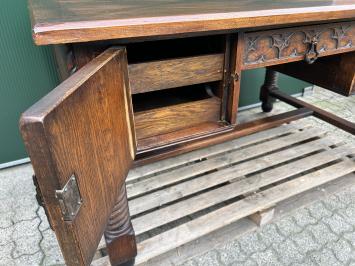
[19,47,136,266]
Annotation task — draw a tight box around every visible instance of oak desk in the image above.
[21,1,355,265]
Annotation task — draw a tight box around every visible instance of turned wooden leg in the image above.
[104,184,137,266]
[260,68,279,112]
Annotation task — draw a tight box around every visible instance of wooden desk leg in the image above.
[104,184,137,266]
[260,68,278,112]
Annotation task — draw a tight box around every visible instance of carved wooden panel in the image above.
[242,21,355,69]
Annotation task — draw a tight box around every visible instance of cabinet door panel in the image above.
[20,47,136,266]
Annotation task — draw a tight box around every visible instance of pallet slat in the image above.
[127,127,323,198]
[127,122,308,182]
[134,159,355,264]
[129,135,335,216]
[93,122,355,265]
[131,145,353,235]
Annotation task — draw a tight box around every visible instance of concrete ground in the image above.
[0,87,354,266]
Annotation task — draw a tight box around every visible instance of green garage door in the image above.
[0,0,59,165]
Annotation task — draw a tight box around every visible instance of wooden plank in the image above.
[94,173,355,266]
[127,127,324,198]
[137,122,229,152]
[134,108,313,166]
[19,48,136,266]
[128,122,309,183]
[129,135,337,216]
[133,159,355,264]
[249,207,275,226]
[270,90,355,135]
[131,144,353,235]
[29,0,355,45]
[129,54,224,94]
[134,97,221,139]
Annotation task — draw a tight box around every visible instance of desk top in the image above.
[29,0,355,45]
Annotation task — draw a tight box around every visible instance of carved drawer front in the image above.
[242,21,355,69]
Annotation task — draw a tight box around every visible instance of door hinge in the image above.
[55,174,83,221]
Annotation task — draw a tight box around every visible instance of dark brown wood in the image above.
[137,122,229,152]
[19,47,136,266]
[134,97,221,139]
[270,89,355,134]
[104,184,137,266]
[242,21,355,70]
[271,52,355,96]
[135,108,313,166]
[29,0,355,45]
[128,54,224,94]
[24,1,355,265]
[260,69,279,112]
[226,32,243,124]
[52,45,75,81]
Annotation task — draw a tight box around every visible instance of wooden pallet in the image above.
[92,120,355,266]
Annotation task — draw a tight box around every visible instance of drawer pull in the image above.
[304,37,319,64]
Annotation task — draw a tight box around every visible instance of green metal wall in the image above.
[0,0,59,164]
[240,69,309,107]
[0,1,309,165]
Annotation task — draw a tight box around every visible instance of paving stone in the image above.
[217,241,247,264]
[322,214,353,235]
[40,229,65,265]
[344,231,355,246]
[178,259,198,266]
[273,238,304,265]
[322,195,348,212]
[306,201,333,220]
[336,205,355,226]
[193,250,222,266]
[38,207,50,232]
[292,230,321,255]
[274,216,303,237]
[291,257,318,266]
[306,222,338,246]
[237,259,257,266]
[0,198,14,215]
[12,218,40,241]
[0,212,13,229]
[13,251,43,266]
[257,223,285,247]
[12,231,42,259]
[291,209,317,227]
[309,248,343,266]
[0,226,14,246]
[326,238,354,264]
[238,233,266,255]
[0,242,15,266]
[41,245,66,266]
[250,248,282,266]
[12,203,38,223]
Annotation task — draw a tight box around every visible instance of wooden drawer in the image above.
[128,54,224,94]
[242,21,355,69]
[134,96,221,140]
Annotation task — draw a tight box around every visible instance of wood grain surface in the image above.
[28,0,355,44]
[19,47,136,266]
[128,54,224,94]
[134,97,221,139]
[243,21,355,69]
